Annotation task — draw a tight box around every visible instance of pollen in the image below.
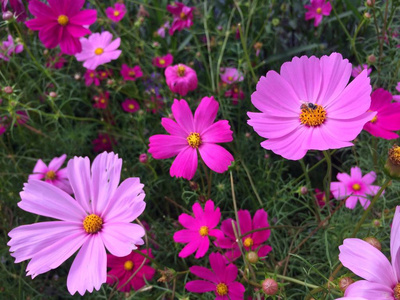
[216,283,228,296]
[316,7,322,14]
[394,283,400,300]
[199,226,209,236]
[352,183,361,191]
[370,115,378,123]
[89,73,94,78]
[129,71,136,77]
[187,132,201,148]
[113,10,120,17]
[94,48,104,55]
[299,103,327,127]
[124,260,134,271]
[228,76,233,81]
[389,145,400,165]
[159,59,166,65]
[83,214,103,234]
[180,12,187,20]
[177,65,186,77]
[128,104,135,110]
[57,15,69,26]
[243,237,254,248]
[45,170,56,180]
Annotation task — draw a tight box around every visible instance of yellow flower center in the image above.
[177,65,186,77]
[159,59,166,65]
[100,99,105,104]
[124,260,134,271]
[180,12,187,20]
[389,145,400,165]
[90,73,94,78]
[199,226,209,237]
[299,103,327,127]
[316,7,322,14]
[57,15,69,26]
[129,71,136,77]
[233,87,239,93]
[128,104,135,109]
[228,76,233,81]
[113,10,120,17]
[370,115,378,123]
[102,138,107,144]
[94,48,104,55]
[216,283,228,296]
[187,132,201,148]
[83,214,103,234]
[394,283,400,300]
[45,170,56,180]
[243,237,254,248]
[352,183,361,191]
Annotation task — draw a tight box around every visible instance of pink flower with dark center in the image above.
[29,154,72,194]
[185,252,245,299]
[25,0,97,55]
[304,0,332,27]
[93,91,109,109]
[224,85,245,105]
[106,249,155,292]
[98,69,112,81]
[220,67,244,84]
[76,32,121,70]
[173,200,223,258]
[105,3,126,23]
[122,99,140,113]
[0,34,23,61]
[148,96,234,180]
[167,2,194,35]
[93,133,116,152]
[120,64,143,81]
[247,53,374,160]
[330,166,382,210]
[8,152,146,295]
[164,63,198,96]
[351,64,372,78]
[215,209,272,262]
[363,88,400,139]
[2,0,27,21]
[339,206,400,299]
[152,53,173,68]
[84,70,100,86]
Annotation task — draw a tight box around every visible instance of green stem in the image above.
[264,272,319,289]
[322,150,332,209]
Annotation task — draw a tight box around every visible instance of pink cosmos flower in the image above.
[122,99,140,113]
[156,21,170,38]
[363,88,400,139]
[167,2,194,36]
[8,152,146,295]
[25,0,97,55]
[314,188,333,208]
[148,96,234,180]
[0,34,23,61]
[15,110,28,125]
[120,64,143,81]
[173,200,223,259]
[393,82,400,102]
[224,85,245,105]
[215,209,272,262]
[45,53,66,69]
[339,206,400,299]
[351,64,372,78]
[76,31,121,70]
[164,64,198,96]
[247,53,374,160]
[304,0,332,27]
[106,249,155,292]
[28,154,72,194]
[185,252,245,299]
[330,166,382,210]
[98,69,112,81]
[220,67,244,84]
[1,0,27,21]
[152,53,173,68]
[93,133,116,152]
[105,3,126,23]
[84,70,100,86]
[93,91,109,109]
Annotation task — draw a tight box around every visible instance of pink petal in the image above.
[364,122,399,140]
[350,166,363,180]
[203,200,220,228]
[227,281,245,299]
[257,245,273,258]
[174,229,198,243]
[148,135,187,159]
[189,266,218,282]
[104,38,121,52]
[247,112,299,139]
[220,218,237,241]
[161,117,187,137]
[345,195,360,209]
[344,280,393,299]
[223,263,238,283]
[70,10,97,26]
[185,280,216,293]
[66,24,91,38]
[170,146,198,180]
[392,207,400,281]
[178,213,199,230]
[370,88,393,111]
[201,120,233,143]
[179,239,200,258]
[171,99,194,133]
[25,18,53,30]
[67,156,92,214]
[330,181,348,200]
[27,0,55,19]
[194,237,210,258]
[194,96,219,133]
[209,252,226,280]
[29,159,47,178]
[38,24,60,49]
[198,143,233,173]
[252,209,270,245]
[48,154,67,171]
[237,210,252,236]
[362,171,376,185]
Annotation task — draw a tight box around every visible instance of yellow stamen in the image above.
[159,59,166,65]
[352,183,361,191]
[316,7,322,14]
[45,170,56,180]
[199,226,209,237]
[216,283,228,296]
[57,15,69,26]
[129,71,136,77]
[94,48,104,55]
[243,237,254,248]
[394,283,400,300]
[89,73,94,78]
[187,132,201,148]
[100,99,105,104]
[228,76,233,81]
[370,115,378,123]
[83,214,103,233]
[299,103,327,127]
[177,65,186,77]
[389,145,400,165]
[180,12,187,20]
[124,260,134,271]
[102,138,107,144]
[128,104,135,110]
[113,10,120,17]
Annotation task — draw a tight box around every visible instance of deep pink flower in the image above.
[139,153,148,164]
[0,34,23,61]
[28,154,72,194]
[304,0,332,27]
[220,67,244,84]
[314,188,333,208]
[165,64,198,96]
[15,110,28,125]
[167,2,194,35]
[8,152,146,295]
[84,70,100,86]
[25,0,97,55]
[106,249,155,292]
[105,3,126,23]
[152,53,173,68]
[120,64,143,81]
[76,32,121,70]
[122,99,140,113]
[339,206,400,299]
[363,88,400,139]
[45,53,66,69]
[215,209,272,262]
[352,64,372,78]
[93,91,109,109]
[93,133,115,152]
[224,85,245,105]
[247,53,374,160]
[0,116,8,135]
[330,166,382,210]
[2,0,26,21]
[173,200,223,258]
[185,252,245,299]
[98,69,112,81]
[148,97,234,180]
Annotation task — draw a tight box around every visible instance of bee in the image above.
[300,102,318,111]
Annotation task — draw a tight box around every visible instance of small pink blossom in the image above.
[121,99,140,113]
[0,34,23,61]
[165,63,198,96]
[15,110,28,125]
[156,21,170,38]
[105,3,126,23]
[93,91,109,109]
[45,53,66,69]
[98,69,112,81]
[93,133,116,152]
[120,64,143,81]
[224,85,245,105]
[84,70,100,86]
[152,53,173,68]
[139,153,148,164]
[304,0,332,27]
[352,64,372,78]
[220,67,244,84]
[167,2,194,35]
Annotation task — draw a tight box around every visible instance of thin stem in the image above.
[322,150,332,209]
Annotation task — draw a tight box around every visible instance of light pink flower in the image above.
[25,0,97,55]
[304,0,332,27]
[0,34,23,61]
[363,88,400,139]
[330,166,382,210]
[148,96,234,180]
[8,152,146,295]
[173,200,223,258]
[220,67,244,84]
[152,53,173,68]
[105,3,126,23]
[167,2,194,35]
[84,70,100,86]
[185,252,245,299]
[339,206,400,299]
[122,99,140,113]
[28,154,72,194]
[165,63,198,96]
[120,64,143,81]
[76,31,121,70]
[247,53,374,160]
[352,64,372,78]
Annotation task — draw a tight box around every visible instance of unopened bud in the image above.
[364,236,381,250]
[246,251,259,264]
[43,49,49,55]
[2,11,13,20]
[338,276,354,292]
[198,195,206,203]
[364,12,371,19]
[367,54,376,63]
[49,92,57,98]
[189,181,199,191]
[262,278,278,295]
[373,219,381,227]
[139,153,148,164]
[300,186,308,195]
[366,0,375,7]
[74,73,81,80]
[3,86,13,94]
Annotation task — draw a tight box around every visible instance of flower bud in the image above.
[338,276,354,292]
[364,12,371,19]
[189,181,199,191]
[367,54,376,63]
[300,186,308,195]
[366,0,375,7]
[385,144,400,179]
[49,92,57,98]
[74,73,81,80]
[372,219,381,227]
[262,278,278,295]
[364,236,381,251]
[2,11,13,20]
[139,153,148,164]
[246,251,259,264]
[3,86,13,94]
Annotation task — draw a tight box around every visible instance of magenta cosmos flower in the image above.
[76,31,121,70]
[148,96,234,180]
[106,249,155,292]
[352,64,372,78]
[339,206,400,299]
[173,200,223,259]
[122,99,140,113]
[247,53,374,160]
[330,166,382,210]
[84,70,100,86]
[28,154,72,194]
[363,88,400,139]
[304,0,332,27]
[0,34,23,61]
[121,64,143,81]
[220,67,244,84]
[93,133,116,152]
[25,0,97,55]
[167,2,194,35]
[153,53,173,68]
[93,91,110,110]
[165,63,198,96]
[8,152,146,295]
[105,3,126,23]
[215,209,272,262]
[186,252,245,299]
